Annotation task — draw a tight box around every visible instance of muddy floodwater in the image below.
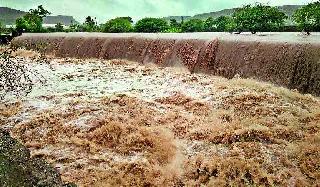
[1,53,320,186]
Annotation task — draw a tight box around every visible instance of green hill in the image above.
[164,5,303,24]
[0,7,78,26]
[0,7,25,25]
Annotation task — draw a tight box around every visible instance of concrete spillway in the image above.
[12,32,320,96]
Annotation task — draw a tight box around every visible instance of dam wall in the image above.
[12,32,320,96]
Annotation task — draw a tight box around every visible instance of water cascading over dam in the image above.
[12,32,320,96]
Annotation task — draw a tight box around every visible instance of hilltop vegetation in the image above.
[163,5,302,23]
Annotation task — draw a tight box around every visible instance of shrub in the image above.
[64,23,80,32]
[181,19,204,32]
[54,23,64,32]
[135,18,168,33]
[293,1,320,35]
[233,3,287,34]
[102,17,133,33]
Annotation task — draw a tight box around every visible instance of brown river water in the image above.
[1,51,319,186]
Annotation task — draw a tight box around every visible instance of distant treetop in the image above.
[293,1,320,35]
[233,3,287,34]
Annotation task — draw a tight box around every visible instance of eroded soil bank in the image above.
[1,51,319,186]
[13,32,320,96]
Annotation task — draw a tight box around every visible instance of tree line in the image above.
[0,2,319,35]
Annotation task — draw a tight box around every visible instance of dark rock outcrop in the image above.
[0,129,75,187]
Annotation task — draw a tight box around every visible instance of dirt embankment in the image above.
[12,33,320,96]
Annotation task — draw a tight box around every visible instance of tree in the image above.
[169,19,180,28]
[214,16,234,32]
[225,18,237,33]
[118,17,133,23]
[15,5,51,33]
[15,18,27,32]
[54,23,64,32]
[204,17,216,32]
[181,19,204,32]
[85,16,95,27]
[233,3,287,34]
[82,16,98,32]
[102,17,133,33]
[166,19,181,32]
[29,5,50,19]
[293,1,320,35]
[135,18,168,33]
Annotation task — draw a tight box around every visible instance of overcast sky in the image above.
[0,0,312,23]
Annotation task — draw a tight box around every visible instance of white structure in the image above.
[5,24,69,29]
[5,25,15,28]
